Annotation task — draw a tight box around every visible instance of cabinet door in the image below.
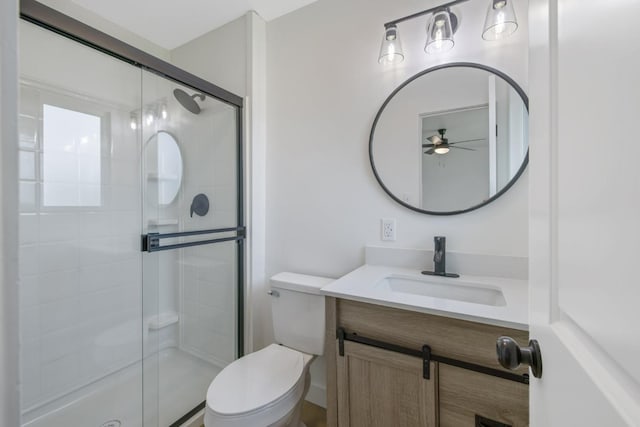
[336,340,437,427]
[439,364,528,427]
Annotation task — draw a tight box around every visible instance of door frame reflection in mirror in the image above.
[369,62,529,215]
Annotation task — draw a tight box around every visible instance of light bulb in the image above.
[146,113,154,126]
[434,27,444,50]
[130,114,138,130]
[434,146,450,154]
[387,45,396,57]
[494,11,506,35]
[161,104,168,119]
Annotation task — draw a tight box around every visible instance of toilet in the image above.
[204,272,333,427]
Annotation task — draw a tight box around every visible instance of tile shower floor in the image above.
[23,348,220,427]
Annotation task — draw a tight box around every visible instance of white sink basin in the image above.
[320,264,528,329]
[375,274,506,306]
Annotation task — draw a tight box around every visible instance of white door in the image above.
[526,0,640,425]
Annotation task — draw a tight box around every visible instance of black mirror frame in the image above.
[369,62,529,216]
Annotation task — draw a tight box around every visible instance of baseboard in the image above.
[305,383,326,408]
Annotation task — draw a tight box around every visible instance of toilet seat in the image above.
[205,344,310,426]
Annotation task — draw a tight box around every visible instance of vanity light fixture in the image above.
[425,9,456,54]
[378,0,519,64]
[482,0,518,40]
[378,24,404,64]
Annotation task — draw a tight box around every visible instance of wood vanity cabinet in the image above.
[326,298,529,427]
[336,340,438,427]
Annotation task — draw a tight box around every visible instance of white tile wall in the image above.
[179,231,236,366]
[18,84,143,411]
[173,99,239,368]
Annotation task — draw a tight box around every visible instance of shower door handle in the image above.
[141,226,246,252]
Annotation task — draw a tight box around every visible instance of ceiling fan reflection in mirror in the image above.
[422,128,485,155]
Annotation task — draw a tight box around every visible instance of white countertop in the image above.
[320,264,528,330]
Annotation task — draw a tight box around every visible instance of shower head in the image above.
[173,88,205,114]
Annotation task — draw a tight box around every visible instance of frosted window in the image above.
[43,104,101,206]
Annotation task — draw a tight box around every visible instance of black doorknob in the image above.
[496,336,543,379]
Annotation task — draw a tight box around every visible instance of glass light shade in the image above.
[425,10,455,54]
[482,0,518,40]
[378,25,404,64]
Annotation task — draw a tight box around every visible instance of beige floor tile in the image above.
[301,401,327,427]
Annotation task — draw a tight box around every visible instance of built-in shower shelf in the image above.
[148,219,179,227]
[147,173,180,182]
[148,312,179,330]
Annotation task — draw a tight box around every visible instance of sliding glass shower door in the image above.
[140,71,243,426]
[18,11,244,427]
[18,20,145,427]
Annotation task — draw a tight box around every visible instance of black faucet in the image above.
[421,236,459,278]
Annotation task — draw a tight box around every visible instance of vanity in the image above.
[320,60,532,426]
[321,260,529,427]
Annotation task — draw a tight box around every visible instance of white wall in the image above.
[264,0,529,337]
[171,16,248,98]
[1,0,20,425]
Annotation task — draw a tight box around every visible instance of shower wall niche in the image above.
[18,9,244,427]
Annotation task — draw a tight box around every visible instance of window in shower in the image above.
[42,104,104,207]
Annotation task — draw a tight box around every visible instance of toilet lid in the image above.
[207,344,304,415]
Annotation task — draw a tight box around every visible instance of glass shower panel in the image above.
[141,70,240,426]
[18,21,143,427]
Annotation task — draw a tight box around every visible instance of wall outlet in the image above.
[381,218,396,241]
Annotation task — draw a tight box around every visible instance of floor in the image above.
[301,401,327,427]
[199,401,326,427]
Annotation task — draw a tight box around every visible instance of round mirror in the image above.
[145,131,183,205]
[370,63,528,215]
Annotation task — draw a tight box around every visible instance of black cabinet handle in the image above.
[496,336,543,379]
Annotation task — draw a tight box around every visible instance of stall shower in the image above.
[18,4,244,426]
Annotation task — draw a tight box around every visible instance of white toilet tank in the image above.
[270,272,333,355]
